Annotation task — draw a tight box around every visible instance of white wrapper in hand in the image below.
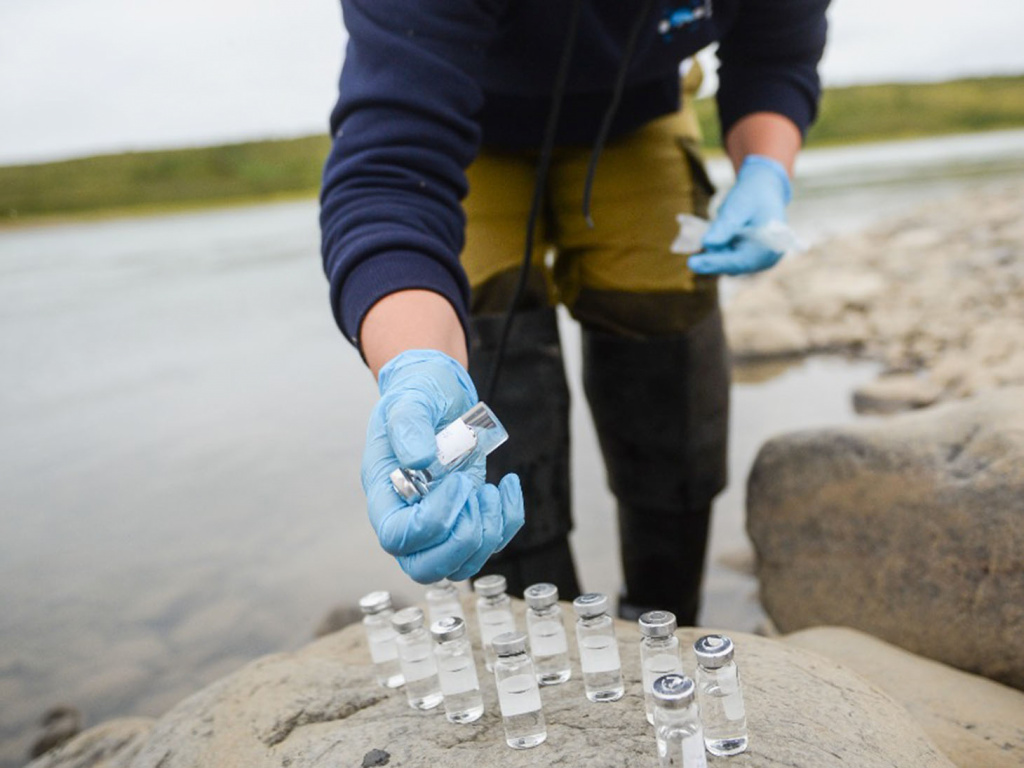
[671,213,806,256]
[670,214,711,254]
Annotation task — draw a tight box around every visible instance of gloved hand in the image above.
[688,154,792,276]
[361,349,524,583]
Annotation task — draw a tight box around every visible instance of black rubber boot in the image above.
[468,307,581,600]
[582,308,730,626]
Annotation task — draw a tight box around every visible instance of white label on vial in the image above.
[723,690,746,722]
[498,674,542,716]
[683,733,708,768]
[580,636,621,673]
[720,668,746,721]
[435,419,477,466]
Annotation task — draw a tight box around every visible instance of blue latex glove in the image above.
[688,154,792,276]
[361,349,524,583]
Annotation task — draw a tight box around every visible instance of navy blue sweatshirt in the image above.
[320,0,829,348]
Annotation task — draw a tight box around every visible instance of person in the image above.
[320,0,829,625]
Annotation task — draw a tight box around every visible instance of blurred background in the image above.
[2,1,1024,766]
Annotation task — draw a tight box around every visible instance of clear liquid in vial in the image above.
[497,673,546,748]
[401,649,443,710]
[437,655,483,723]
[643,653,684,724]
[529,619,571,685]
[580,635,624,701]
[480,611,516,670]
[657,721,708,768]
[700,678,748,755]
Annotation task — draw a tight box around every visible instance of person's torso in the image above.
[478,0,733,147]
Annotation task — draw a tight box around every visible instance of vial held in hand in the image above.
[390,402,508,502]
[694,634,748,756]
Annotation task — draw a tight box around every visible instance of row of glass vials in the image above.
[359,576,747,764]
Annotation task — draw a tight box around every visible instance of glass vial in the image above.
[572,593,624,702]
[640,610,684,725]
[652,674,708,768]
[493,631,547,749]
[359,590,403,689]
[694,634,748,756]
[390,402,508,502]
[474,574,516,672]
[391,607,443,711]
[425,579,465,625]
[524,583,571,685]
[431,616,484,724]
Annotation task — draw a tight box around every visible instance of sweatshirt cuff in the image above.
[717,77,818,142]
[334,251,471,352]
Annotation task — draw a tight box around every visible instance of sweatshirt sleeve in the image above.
[714,0,829,141]
[319,0,502,349]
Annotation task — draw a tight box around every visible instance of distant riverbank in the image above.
[1,75,1022,225]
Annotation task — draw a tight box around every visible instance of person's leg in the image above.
[460,148,581,599]
[551,68,728,625]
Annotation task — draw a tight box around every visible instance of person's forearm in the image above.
[361,290,469,378]
[723,112,802,175]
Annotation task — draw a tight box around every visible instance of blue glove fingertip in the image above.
[687,256,711,274]
[496,473,525,551]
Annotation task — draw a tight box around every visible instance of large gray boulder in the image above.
[30,602,955,768]
[784,627,1024,768]
[749,388,1024,689]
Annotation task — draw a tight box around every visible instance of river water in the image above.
[1,130,1023,765]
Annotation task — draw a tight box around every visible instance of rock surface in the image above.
[784,627,1024,768]
[28,718,154,768]
[748,387,1024,689]
[852,372,943,414]
[725,181,1024,408]
[29,601,956,768]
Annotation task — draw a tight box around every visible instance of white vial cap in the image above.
[652,673,696,708]
[694,634,735,669]
[524,582,558,610]
[492,630,528,657]
[639,610,677,638]
[358,590,392,615]
[473,574,507,597]
[430,616,467,643]
[391,606,425,634]
[572,592,609,618]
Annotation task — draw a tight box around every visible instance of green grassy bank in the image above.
[2,75,1023,224]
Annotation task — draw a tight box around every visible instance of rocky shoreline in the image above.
[725,179,1024,412]
[21,180,1024,768]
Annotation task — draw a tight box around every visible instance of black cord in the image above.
[582,0,657,228]
[483,0,585,402]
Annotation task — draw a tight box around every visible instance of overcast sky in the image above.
[1,0,1023,164]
